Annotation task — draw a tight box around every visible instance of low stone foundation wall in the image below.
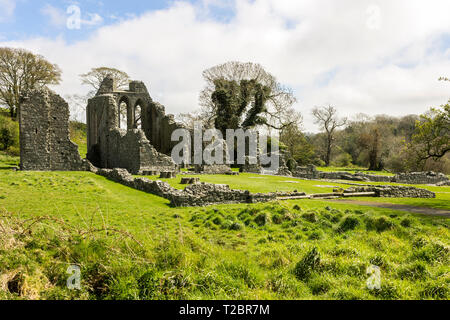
[342,185,436,198]
[291,165,449,185]
[95,168,436,207]
[96,168,275,207]
[393,172,449,185]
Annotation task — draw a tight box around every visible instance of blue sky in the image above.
[0,0,449,130]
[1,0,205,41]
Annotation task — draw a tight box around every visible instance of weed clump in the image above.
[397,261,429,280]
[419,281,449,299]
[293,247,321,281]
[365,216,395,232]
[400,218,412,228]
[337,216,360,233]
[302,212,318,223]
[254,212,271,227]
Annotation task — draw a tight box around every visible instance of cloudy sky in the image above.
[0,0,449,131]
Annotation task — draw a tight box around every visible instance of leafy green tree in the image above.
[0,47,61,119]
[408,103,450,167]
[280,123,315,165]
[0,113,19,153]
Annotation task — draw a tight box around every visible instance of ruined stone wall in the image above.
[20,88,89,171]
[290,165,449,185]
[393,172,450,185]
[87,94,175,174]
[96,168,435,207]
[343,185,436,198]
[96,168,276,207]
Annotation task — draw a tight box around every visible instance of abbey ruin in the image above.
[16,75,448,207]
[86,76,183,174]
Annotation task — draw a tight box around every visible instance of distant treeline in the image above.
[281,112,450,174]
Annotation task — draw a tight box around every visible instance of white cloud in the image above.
[2,0,450,131]
[41,4,66,28]
[0,0,16,22]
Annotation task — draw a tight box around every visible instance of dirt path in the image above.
[331,200,450,217]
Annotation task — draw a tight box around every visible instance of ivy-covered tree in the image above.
[200,61,296,134]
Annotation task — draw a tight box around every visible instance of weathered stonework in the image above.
[96,167,436,207]
[342,185,436,198]
[19,88,91,171]
[181,177,200,184]
[240,156,262,173]
[195,164,233,174]
[86,77,178,174]
[393,172,450,185]
[291,165,449,186]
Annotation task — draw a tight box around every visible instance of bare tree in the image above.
[312,105,347,166]
[0,47,62,119]
[80,67,130,97]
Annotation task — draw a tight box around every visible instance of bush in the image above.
[286,158,297,171]
[332,153,353,167]
[0,115,19,152]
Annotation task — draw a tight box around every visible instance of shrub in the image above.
[293,247,321,281]
[0,115,19,152]
[332,152,353,167]
[286,158,297,172]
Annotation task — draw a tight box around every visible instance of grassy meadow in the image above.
[0,152,448,300]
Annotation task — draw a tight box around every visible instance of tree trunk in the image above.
[325,136,332,166]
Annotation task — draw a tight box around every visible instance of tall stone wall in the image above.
[19,88,89,171]
[86,93,175,174]
[87,77,186,158]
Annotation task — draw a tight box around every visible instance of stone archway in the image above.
[134,99,144,130]
[118,96,130,129]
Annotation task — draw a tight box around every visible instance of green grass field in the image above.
[0,153,448,300]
